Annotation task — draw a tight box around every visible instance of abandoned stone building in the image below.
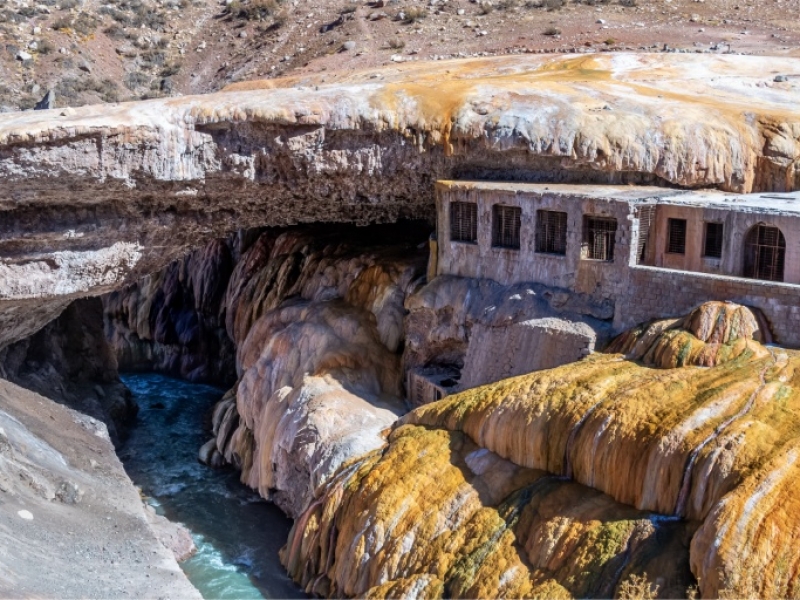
[435,180,800,339]
[406,181,800,404]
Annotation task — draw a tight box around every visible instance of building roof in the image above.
[436,181,800,216]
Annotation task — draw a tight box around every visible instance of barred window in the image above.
[449,202,478,243]
[536,210,567,254]
[535,210,568,255]
[703,222,724,259]
[666,218,687,254]
[744,223,785,282]
[583,216,617,261]
[492,205,522,249]
[635,205,656,265]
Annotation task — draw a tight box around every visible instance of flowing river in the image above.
[119,373,304,599]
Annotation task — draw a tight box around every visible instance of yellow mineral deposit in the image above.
[284,301,800,599]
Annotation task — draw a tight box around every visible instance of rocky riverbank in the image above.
[0,377,199,598]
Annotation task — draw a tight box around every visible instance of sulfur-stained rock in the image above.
[281,424,695,599]
[607,301,772,368]
[286,302,800,598]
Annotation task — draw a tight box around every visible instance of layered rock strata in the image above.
[2,53,799,347]
[284,302,800,599]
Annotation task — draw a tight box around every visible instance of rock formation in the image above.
[0,297,136,444]
[284,302,800,599]
[0,378,200,598]
[121,224,431,516]
[403,275,613,401]
[2,53,799,348]
[104,237,237,384]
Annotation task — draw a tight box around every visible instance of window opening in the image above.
[449,202,478,243]
[744,223,785,282]
[492,205,522,249]
[703,222,724,259]
[535,210,568,255]
[666,218,687,254]
[635,205,656,264]
[583,216,617,261]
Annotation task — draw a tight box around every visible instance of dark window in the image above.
[450,202,478,243]
[583,216,617,261]
[492,205,522,249]
[703,222,724,259]
[744,224,785,282]
[635,205,656,265]
[535,210,568,255]
[666,218,687,254]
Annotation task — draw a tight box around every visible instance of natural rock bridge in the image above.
[1,52,799,347]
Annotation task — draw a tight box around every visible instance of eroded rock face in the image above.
[104,237,237,384]
[285,302,800,599]
[403,275,613,397]
[0,379,200,598]
[0,297,136,444]
[166,225,429,517]
[2,53,799,348]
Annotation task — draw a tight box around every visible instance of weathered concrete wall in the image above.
[616,266,800,347]
[651,201,800,282]
[435,182,643,297]
[458,319,596,391]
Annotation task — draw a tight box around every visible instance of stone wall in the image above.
[617,266,800,347]
[435,182,639,297]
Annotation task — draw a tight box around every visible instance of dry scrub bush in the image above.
[617,573,660,600]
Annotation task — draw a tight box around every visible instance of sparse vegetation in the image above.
[478,1,494,15]
[543,26,562,36]
[124,70,150,91]
[617,573,660,600]
[619,0,637,6]
[37,39,55,55]
[401,6,428,23]
[226,0,284,21]
[387,38,405,50]
[56,76,120,104]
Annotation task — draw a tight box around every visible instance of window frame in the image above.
[535,209,568,256]
[491,204,522,250]
[449,201,478,244]
[702,221,724,259]
[582,215,617,262]
[666,218,687,255]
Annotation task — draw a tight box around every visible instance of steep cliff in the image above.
[2,53,799,348]
[284,302,800,599]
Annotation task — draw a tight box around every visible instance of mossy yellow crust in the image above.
[281,424,695,599]
[284,303,800,598]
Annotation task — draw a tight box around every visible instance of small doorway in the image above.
[744,223,786,282]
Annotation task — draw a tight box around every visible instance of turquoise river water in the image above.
[119,373,304,599]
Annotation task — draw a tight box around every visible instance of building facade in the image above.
[435,181,800,347]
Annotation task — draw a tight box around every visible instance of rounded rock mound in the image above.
[605,301,772,368]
